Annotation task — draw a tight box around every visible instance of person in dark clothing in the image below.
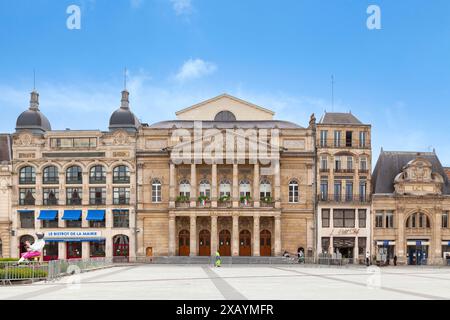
[394,255,397,266]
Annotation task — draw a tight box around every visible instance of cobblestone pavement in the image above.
[1,264,450,300]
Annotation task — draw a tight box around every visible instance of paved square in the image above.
[1,264,450,300]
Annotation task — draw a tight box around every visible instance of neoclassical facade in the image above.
[372,151,450,265]
[136,94,316,257]
[0,134,12,258]
[10,90,138,260]
[316,113,372,261]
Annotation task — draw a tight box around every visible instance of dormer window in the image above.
[214,111,236,121]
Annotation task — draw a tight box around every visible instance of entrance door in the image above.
[199,230,211,256]
[219,230,231,256]
[260,230,271,256]
[407,245,428,265]
[113,235,129,257]
[43,242,59,261]
[66,242,82,259]
[146,247,153,257]
[239,230,251,256]
[179,230,190,256]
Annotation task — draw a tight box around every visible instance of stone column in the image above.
[137,217,145,256]
[35,173,42,206]
[253,162,260,208]
[82,242,90,259]
[169,162,176,208]
[433,211,442,264]
[354,237,359,263]
[168,214,176,256]
[232,213,239,256]
[397,211,405,264]
[137,163,144,210]
[211,214,218,255]
[274,215,281,256]
[190,163,197,207]
[106,169,113,205]
[232,163,239,208]
[274,160,281,208]
[190,214,197,256]
[105,235,113,258]
[82,172,89,206]
[211,163,217,208]
[253,214,260,256]
[58,242,67,260]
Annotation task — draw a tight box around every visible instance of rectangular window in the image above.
[334,182,342,201]
[152,182,162,203]
[66,188,82,205]
[334,131,341,147]
[43,188,59,206]
[89,220,106,228]
[322,209,330,228]
[320,181,328,201]
[334,156,341,170]
[333,210,344,228]
[345,131,352,147]
[90,187,106,205]
[359,181,367,202]
[345,181,353,201]
[375,212,384,228]
[113,187,130,205]
[321,237,330,253]
[360,157,367,172]
[42,218,58,228]
[19,188,36,206]
[359,131,367,148]
[358,237,367,255]
[385,211,394,228]
[347,157,353,171]
[320,130,328,147]
[320,156,328,170]
[113,210,129,228]
[358,209,367,228]
[344,209,355,228]
[66,219,82,228]
[443,212,449,228]
[20,211,35,228]
[51,138,97,148]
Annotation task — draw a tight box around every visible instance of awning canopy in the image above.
[45,238,106,243]
[86,210,105,221]
[441,241,450,246]
[406,240,430,246]
[18,210,34,214]
[38,210,58,221]
[376,241,396,246]
[62,210,82,221]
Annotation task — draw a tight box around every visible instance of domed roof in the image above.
[16,91,51,133]
[109,90,140,131]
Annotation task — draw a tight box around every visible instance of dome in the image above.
[109,90,140,132]
[16,91,51,133]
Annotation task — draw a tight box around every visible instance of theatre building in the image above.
[372,151,450,265]
[136,94,316,257]
[0,134,12,258]
[316,113,372,261]
[10,90,139,260]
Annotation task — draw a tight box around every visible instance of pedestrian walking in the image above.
[365,251,370,266]
[394,255,397,266]
[215,250,222,267]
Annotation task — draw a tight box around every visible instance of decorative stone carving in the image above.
[113,131,129,146]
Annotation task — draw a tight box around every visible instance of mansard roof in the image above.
[0,134,12,162]
[372,150,450,195]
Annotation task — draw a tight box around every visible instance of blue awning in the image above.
[38,210,58,220]
[18,210,34,214]
[86,210,105,221]
[62,210,82,221]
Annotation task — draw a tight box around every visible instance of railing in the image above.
[175,201,190,208]
[260,201,275,208]
[318,194,370,203]
[47,257,114,281]
[334,168,354,174]
[0,261,49,285]
[217,200,232,208]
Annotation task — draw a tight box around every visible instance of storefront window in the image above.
[43,242,58,261]
[358,237,367,255]
[90,241,106,257]
[67,242,82,259]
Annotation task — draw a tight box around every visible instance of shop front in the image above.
[44,230,105,260]
[406,240,429,265]
[376,240,395,263]
[442,241,450,265]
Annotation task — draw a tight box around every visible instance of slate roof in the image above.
[0,134,12,163]
[149,120,303,129]
[319,112,364,125]
[372,151,450,195]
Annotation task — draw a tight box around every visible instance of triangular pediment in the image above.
[175,94,275,121]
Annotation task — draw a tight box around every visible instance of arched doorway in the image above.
[113,235,129,257]
[178,230,190,256]
[199,230,211,256]
[239,230,251,256]
[19,235,34,256]
[219,230,231,256]
[260,230,272,256]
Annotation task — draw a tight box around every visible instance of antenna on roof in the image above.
[33,69,36,90]
[124,67,127,90]
[331,75,335,112]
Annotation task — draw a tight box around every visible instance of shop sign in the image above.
[45,231,102,239]
[332,228,360,236]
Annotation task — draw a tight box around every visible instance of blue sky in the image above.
[1,0,450,165]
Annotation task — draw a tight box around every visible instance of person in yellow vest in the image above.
[215,251,222,267]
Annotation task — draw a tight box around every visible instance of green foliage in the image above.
[0,258,19,262]
[0,267,48,280]
[176,195,190,202]
[198,195,209,202]
[218,195,230,202]
[261,196,273,203]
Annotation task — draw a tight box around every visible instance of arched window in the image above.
[43,166,59,184]
[152,179,162,203]
[113,165,130,184]
[260,179,271,200]
[199,180,211,198]
[214,110,236,121]
[289,180,299,203]
[179,179,191,198]
[219,179,231,198]
[406,213,431,229]
[239,179,251,198]
[19,166,36,185]
[66,166,83,184]
[90,165,106,184]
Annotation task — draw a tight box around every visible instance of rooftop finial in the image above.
[121,89,130,109]
[30,90,39,111]
[33,69,36,91]
[124,67,127,90]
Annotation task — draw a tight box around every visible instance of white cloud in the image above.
[170,0,192,15]
[174,59,217,82]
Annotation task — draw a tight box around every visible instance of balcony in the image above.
[217,200,232,208]
[319,168,330,173]
[318,194,370,203]
[334,168,355,174]
[359,169,369,174]
[67,198,82,206]
[90,198,106,205]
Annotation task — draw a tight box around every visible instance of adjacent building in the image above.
[316,113,372,261]
[0,134,12,258]
[10,90,138,260]
[372,151,450,265]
